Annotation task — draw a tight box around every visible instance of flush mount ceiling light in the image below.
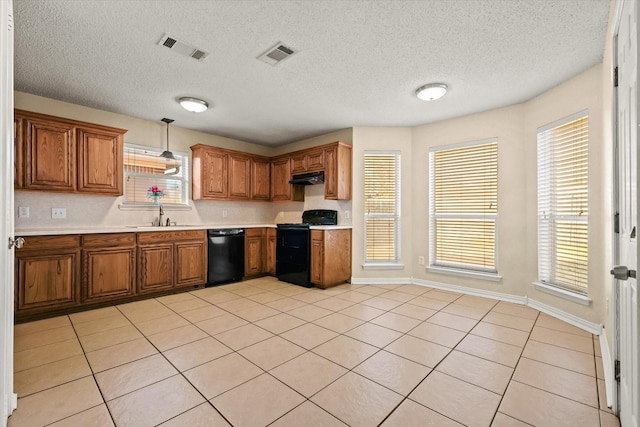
[415,83,448,101]
[159,118,176,161]
[178,97,208,113]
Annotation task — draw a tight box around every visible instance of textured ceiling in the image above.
[13,0,610,146]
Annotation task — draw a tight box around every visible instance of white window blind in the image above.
[123,144,189,205]
[364,152,401,263]
[537,112,589,293]
[429,139,498,272]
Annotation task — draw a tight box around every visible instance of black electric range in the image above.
[276,210,338,287]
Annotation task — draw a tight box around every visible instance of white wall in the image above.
[350,64,610,325]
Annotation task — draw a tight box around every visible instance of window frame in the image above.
[536,110,589,296]
[428,138,499,276]
[363,150,402,267]
[122,143,191,208]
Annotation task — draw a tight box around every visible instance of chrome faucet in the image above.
[158,204,164,227]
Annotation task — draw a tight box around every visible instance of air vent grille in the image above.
[158,33,209,62]
[258,42,297,66]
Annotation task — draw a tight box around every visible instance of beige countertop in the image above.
[15,224,352,236]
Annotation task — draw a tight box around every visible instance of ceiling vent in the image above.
[257,42,297,66]
[158,33,209,62]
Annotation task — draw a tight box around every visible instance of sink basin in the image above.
[126,225,202,229]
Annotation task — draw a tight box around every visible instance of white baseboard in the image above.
[599,330,616,412]
[350,277,412,285]
[526,298,602,335]
[411,278,527,305]
[352,275,603,337]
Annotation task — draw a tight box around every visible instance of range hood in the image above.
[289,171,324,185]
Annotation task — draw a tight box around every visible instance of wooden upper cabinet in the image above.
[77,127,123,195]
[307,150,325,171]
[24,116,76,191]
[191,144,270,201]
[15,110,126,195]
[291,150,324,174]
[14,115,24,188]
[228,153,251,200]
[291,153,308,174]
[203,150,229,199]
[324,142,352,200]
[251,158,270,200]
[271,157,304,202]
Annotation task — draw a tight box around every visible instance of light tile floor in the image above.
[9,278,621,427]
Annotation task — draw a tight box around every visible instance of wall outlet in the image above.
[344,210,350,219]
[222,209,228,218]
[418,256,425,265]
[18,207,30,218]
[51,207,66,219]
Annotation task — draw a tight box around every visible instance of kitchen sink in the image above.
[126,225,202,229]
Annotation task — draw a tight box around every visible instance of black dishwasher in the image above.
[207,228,245,286]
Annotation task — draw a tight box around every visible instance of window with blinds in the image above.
[364,152,401,263]
[429,139,498,272]
[123,144,189,205]
[537,112,589,294]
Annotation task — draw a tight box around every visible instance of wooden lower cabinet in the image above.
[266,228,276,275]
[15,230,207,322]
[310,229,352,288]
[137,230,207,293]
[138,244,174,293]
[245,228,265,277]
[176,241,207,286]
[82,233,136,302]
[15,235,81,321]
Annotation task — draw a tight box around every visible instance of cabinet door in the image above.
[270,157,292,201]
[324,146,338,199]
[14,115,24,188]
[228,154,251,199]
[245,229,264,276]
[83,248,135,302]
[307,150,325,172]
[202,151,228,199]
[16,251,79,312]
[310,235,324,285]
[266,228,276,275]
[175,241,207,287]
[324,144,352,200]
[138,244,173,293]
[77,127,123,195]
[24,117,76,191]
[251,158,270,200]
[291,153,307,174]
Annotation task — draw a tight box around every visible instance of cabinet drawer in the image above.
[310,230,323,241]
[83,233,135,248]
[245,228,264,238]
[137,230,205,244]
[17,235,80,251]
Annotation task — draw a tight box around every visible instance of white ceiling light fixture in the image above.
[415,83,448,101]
[179,97,208,113]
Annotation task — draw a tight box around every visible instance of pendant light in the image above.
[159,118,176,160]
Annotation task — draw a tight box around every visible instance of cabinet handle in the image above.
[57,260,61,274]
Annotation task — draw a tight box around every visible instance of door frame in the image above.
[0,0,16,424]
[611,0,638,420]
